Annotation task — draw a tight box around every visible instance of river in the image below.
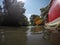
[0,26,59,45]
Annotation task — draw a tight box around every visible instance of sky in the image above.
[0,0,50,21]
[24,0,50,21]
[0,0,3,8]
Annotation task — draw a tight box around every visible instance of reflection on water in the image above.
[44,29,60,45]
[0,26,55,45]
[0,27,27,45]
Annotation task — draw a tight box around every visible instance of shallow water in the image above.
[0,26,57,45]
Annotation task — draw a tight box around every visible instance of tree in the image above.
[0,6,4,25]
[2,0,28,26]
[40,4,50,24]
[34,16,43,26]
[18,15,29,26]
[30,14,38,25]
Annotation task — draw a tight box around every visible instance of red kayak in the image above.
[46,0,60,26]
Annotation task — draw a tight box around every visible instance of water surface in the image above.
[0,26,54,45]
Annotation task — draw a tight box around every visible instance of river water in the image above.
[0,26,59,45]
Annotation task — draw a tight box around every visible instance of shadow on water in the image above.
[26,26,52,45]
[0,26,53,45]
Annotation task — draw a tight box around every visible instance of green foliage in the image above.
[40,5,50,16]
[1,1,29,26]
[40,8,45,12]
[40,4,50,25]
[18,15,29,26]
